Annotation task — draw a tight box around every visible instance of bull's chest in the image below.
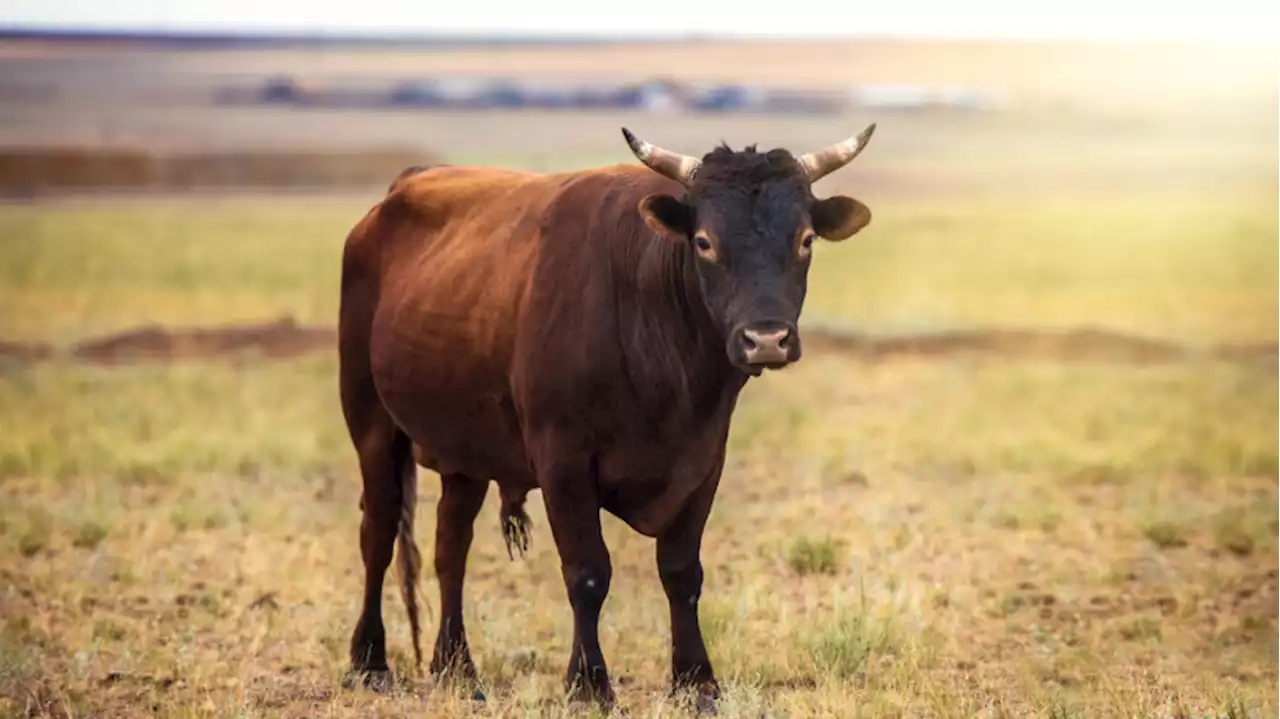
[592,422,731,538]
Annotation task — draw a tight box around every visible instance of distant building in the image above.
[849,83,1007,112]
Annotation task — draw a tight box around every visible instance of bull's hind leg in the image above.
[430,472,488,695]
[341,405,415,691]
[339,232,424,691]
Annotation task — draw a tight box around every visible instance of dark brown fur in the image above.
[338,142,873,708]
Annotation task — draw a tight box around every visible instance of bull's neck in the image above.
[613,231,744,423]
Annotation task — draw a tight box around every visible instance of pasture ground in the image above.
[1,190,1275,718]
[0,37,1277,719]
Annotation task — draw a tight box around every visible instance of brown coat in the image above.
[338,126,876,710]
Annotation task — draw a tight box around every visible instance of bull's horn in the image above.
[621,128,701,185]
[796,123,877,183]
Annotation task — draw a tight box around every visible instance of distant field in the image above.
[0,36,1275,161]
[2,37,1274,111]
[0,37,1276,719]
[1,189,1274,345]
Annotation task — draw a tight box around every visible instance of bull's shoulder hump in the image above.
[389,166,578,220]
[540,165,679,229]
[396,166,533,202]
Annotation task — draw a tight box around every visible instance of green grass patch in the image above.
[0,190,1274,346]
[0,201,363,343]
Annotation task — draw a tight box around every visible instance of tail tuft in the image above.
[395,453,424,670]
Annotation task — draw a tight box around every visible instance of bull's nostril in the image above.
[777,332,791,349]
[741,334,757,351]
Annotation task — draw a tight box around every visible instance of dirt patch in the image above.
[0,340,53,362]
[68,317,336,364]
[1,318,1274,367]
[0,148,437,196]
[803,326,1278,365]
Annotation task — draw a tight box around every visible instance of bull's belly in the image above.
[384,389,531,480]
[368,312,532,482]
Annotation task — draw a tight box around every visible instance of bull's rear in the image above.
[337,165,558,690]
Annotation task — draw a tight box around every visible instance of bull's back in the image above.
[357,166,568,479]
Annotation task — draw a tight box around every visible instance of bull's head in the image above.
[622,126,876,375]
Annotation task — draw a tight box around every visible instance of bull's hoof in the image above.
[566,684,615,712]
[342,667,393,692]
[573,702,628,718]
[568,697,619,716]
[429,660,486,703]
[672,681,720,716]
[439,673,485,702]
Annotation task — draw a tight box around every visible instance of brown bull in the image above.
[338,125,877,711]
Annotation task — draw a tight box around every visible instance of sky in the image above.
[1,0,1277,41]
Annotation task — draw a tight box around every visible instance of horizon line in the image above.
[0,25,1271,46]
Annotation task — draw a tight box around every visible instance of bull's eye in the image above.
[694,236,713,254]
[801,233,816,250]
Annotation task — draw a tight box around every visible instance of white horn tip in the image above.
[855,123,876,148]
[621,127,653,162]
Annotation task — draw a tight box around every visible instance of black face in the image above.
[638,146,873,375]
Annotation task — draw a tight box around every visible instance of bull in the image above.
[337,124,877,712]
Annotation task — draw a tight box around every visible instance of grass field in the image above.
[0,41,1277,716]
[1,187,1275,716]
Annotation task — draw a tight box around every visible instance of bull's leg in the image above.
[343,420,412,691]
[657,464,724,714]
[430,472,489,695]
[339,260,417,692]
[538,457,615,707]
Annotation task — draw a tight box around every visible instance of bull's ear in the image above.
[638,194,693,240]
[811,195,872,241]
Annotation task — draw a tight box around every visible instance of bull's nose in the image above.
[735,322,798,367]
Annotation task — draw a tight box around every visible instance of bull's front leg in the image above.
[537,454,616,708]
[657,462,724,715]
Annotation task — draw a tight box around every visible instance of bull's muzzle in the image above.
[729,320,801,372]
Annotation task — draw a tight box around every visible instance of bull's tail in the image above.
[395,449,424,670]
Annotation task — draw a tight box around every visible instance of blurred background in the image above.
[0,2,1276,718]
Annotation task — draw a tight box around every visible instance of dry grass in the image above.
[0,47,1276,715]
[0,355,1274,718]
[1,194,1276,719]
[0,202,354,344]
